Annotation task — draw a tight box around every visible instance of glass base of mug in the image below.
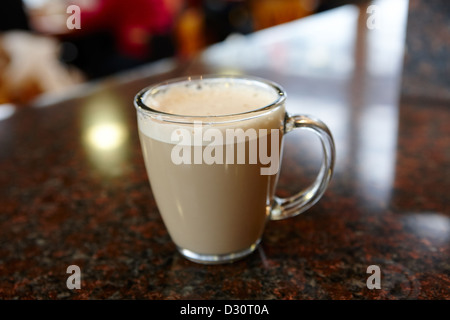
[177,240,260,264]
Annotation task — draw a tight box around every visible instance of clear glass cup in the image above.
[134,75,335,264]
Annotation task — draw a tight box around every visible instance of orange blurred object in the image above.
[250,0,317,30]
[174,6,206,58]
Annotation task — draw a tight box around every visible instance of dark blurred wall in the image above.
[0,0,29,31]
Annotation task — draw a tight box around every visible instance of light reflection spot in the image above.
[85,123,127,151]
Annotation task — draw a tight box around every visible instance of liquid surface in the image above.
[144,79,279,116]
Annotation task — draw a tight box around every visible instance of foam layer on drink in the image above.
[146,79,278,116]
[138,79,285,144]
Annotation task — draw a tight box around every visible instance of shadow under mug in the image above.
[134,75,335,264]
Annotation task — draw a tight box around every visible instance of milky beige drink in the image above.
[137,78,285,259]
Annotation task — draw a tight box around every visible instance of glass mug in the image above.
[134,75,335,264]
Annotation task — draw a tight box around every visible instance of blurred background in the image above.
[0,0,367,105]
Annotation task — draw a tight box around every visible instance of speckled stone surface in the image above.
[0,0,448,300]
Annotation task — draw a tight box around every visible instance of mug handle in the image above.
[270,114,336,220]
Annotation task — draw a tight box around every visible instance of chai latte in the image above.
[138,79,285,255]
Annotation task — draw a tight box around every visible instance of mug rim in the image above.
[134,74,286,123]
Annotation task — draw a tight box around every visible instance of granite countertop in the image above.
[0,0,448,300]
